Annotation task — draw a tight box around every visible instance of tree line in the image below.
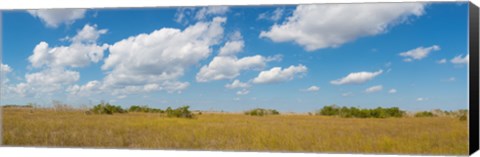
[2,102,468,120]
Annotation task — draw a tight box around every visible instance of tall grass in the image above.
[2,107,468,155]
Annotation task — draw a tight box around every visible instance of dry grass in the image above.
[2,108,468,155]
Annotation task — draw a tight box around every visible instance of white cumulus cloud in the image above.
[330,70,383,85]
[218,31,244,56]
[196,55,267,82]
[28,9,87,28]
[252,64,308,84]
[225,79,250,89]
[28,24,108,68]
[197,31,281,82]
[14,68,80,97]
[399,45,440,62]
[175,6,229,25]
[303,85,320,92]
[14,24,107,98]
[437,58,447,64]
[218,40,244,56]
[67,80,102,96]
[1,64,12,84]
[365,85,383,93]
[236,89,250,95]
[257,8,284,21]
[103,17,226,94]
[260,3,425,51]
[195,6,229,20]
[388,88,397,94]
[450,54,469,64]
[1,64,12,74]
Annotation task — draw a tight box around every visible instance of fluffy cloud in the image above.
[257,8,284,21]
[388,88,397,94]
[260,3,425,51]
[437,58,447,64]
[399,45,440,62]
[236,89,250,95]
[1,64,12,84]
[365,85,383,93]
[197,30,283,82]
[174,8,196,24]
[196,55,267,82]
[28,9,87,28]
[195,6,229,20]
[67,80,102,96]
[252,64,307,84]
[29,24,108,68]
[103,17,226,94]
[303,85,320,92]
[218,31,244,56]
[13,24,107,98]
[218,40,244,56]
[175,6,229,25]
[225,79,250,89]
[330,70,383,85]
[1,64,12,75]
[14,68,80,97]
[66,24,108,44]
[450,54,469,64]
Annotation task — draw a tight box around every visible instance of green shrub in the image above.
[244,108,280,116]
[316,105,339,116]
[316,105,405,118]
[165,106,194,118]
[90,103,127,115]
[128,105,164,113]
[414,111,435,117]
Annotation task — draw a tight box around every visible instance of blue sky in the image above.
[1,2,470,112]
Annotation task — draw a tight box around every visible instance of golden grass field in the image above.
[2,107,468,155]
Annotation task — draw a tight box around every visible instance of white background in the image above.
[0,0,478,157]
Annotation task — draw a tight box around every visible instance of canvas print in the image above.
[1,2,471,155]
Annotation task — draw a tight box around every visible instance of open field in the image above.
[2,108,468,155]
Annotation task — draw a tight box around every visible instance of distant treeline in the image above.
[316,105,405,118]
[2,104,33,108]
[244,108,280,116]
[87,103,194,119]
[315,105,468,120]
[2,101,468,120]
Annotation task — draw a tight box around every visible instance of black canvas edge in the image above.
[469,1,479,155]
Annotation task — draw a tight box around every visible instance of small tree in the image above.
[128,105,164,113]
[90,103,127,115]
[414,111,435,117]
[166,106,193,118]
[316,105,339,116]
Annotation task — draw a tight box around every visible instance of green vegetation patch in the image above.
[89,103,127,115]
[165,106,194,118]
[316,105,405,118]
[244,108,280,116]
[128,105,164,113]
